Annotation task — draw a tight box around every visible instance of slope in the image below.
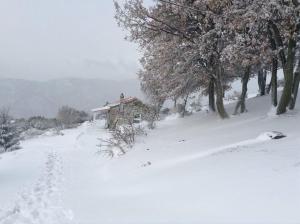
[0,94,299,224]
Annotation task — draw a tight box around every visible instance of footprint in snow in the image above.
[0,151,75,224]
[141,161,152,167]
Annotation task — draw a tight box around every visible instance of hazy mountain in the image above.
[0,78,143,118]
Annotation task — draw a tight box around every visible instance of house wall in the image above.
[92,111,107,121]
[106,100,150,129]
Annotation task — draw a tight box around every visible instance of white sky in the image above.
[0,0,142,80]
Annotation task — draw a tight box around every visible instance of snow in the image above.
[1,92,300,224]
[267,106,278,118]
[0,151,73,224]
[91,106,110,112]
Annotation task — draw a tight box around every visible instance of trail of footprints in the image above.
[0,151,74,224]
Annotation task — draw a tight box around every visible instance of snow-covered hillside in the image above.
[0,94,300,224]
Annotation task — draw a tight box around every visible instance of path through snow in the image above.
[0,150,74,224]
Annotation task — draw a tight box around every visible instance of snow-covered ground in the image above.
[1,92,300,224]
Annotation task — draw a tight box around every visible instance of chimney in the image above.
[119,93,125,112]
[120,93,124,101]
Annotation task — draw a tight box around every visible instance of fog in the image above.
[0,0,140,81]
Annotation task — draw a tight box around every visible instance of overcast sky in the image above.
[0,0,142,81]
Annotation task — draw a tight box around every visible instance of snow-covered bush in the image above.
[14,118,30,133]
[14,116,64,140]
[27,116,61,130]
[142,104,160,129]
[20,128,46,140]
[98,122,147,157]
[225,91,244,102]
[189,97,202,113]
[57,106,90,128]
[0,109,21,153]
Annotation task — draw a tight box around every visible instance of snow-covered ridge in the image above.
[0,78,141,118]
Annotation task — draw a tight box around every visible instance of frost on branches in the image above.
[114,0,300,118]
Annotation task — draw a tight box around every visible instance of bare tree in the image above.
[98,119,146,157]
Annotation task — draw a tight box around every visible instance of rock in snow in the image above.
[257,131,286,140]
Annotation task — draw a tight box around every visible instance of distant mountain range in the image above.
[0,78,143,118]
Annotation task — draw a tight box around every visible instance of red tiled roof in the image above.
[91,97,138,112]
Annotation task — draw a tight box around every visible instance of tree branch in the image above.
[268,20,287,68]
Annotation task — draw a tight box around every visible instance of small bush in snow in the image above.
[14,118,30,133]
[189,101,202,113]
[98,121,147,157]
[20,128,46,140]
[133,104,158,129]
[27,116,61,130]
[13,116,64,140]
[0,109,21,153]
[225,91,244,102]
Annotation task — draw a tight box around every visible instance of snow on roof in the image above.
[119,96,137,104]
[91,97,138,113]
[91,106,110,113]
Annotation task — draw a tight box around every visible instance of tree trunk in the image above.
[258,69,267,96]
[277,37,296,115]
[208,77,216,112]
[268,21,286,67]
[266,81,272,94]
[271,57,278,107]
[267,23,278,106]
[214,67,229,119]
[182,94,189,117]
[234,67,250,115]
[173,98,177,109]
[289,61,300,110]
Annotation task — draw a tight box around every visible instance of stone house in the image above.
[92,93,151,129]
